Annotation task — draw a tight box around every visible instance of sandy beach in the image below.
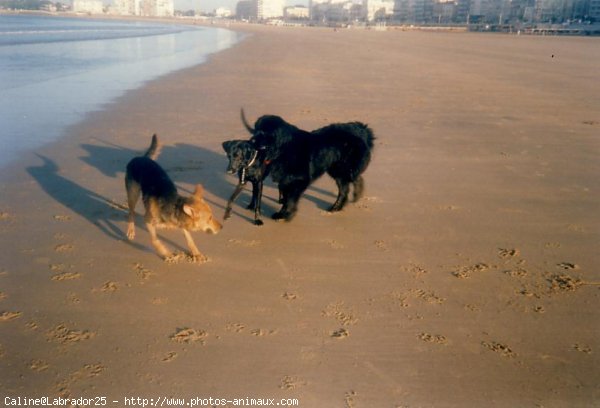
[0,23,599,407]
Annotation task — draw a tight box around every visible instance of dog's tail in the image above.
[240,108,254,134]
[144,134,162,160]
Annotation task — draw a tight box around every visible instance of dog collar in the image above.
[247,150,259,167]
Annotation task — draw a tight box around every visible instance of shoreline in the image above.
[0,15,245,172]
[1,25,599,406]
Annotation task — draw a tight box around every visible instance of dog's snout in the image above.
[206,219,222,234]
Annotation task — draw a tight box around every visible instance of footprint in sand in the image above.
[46,324,95,344]
[322,302,358,326]
[165,252,208,264]
[418,333,448,345]
[133,263,155,281]
[51,272,82,281]
[53,215,71,222]
[481,341,516,358]
[162,352,178,362]
[228,238,261,247]
[54,244,74,253]
[374,240,388,251]
[0,311,22,322]
[282,292,298,301]
[325,239,344,249]
[548,274,583,292]
[573,344,592,354]
[556,262,579,270]
[0,291,6,301]
[452,263,489,279]
[29,359,50,372]
[170,328,207,344]
[250,328,278,337]
[344,390,358,408]
[279,375,306,390]
[331,328,349,339]
[226,323,246,333]
[55,363,106,398]
[356,196,381,211]
[101,281,118,292]
[26,321,38,331]
[498,248,520,259]
[504,267,528,278]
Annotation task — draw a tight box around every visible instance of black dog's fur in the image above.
[222,139,269,226]
[242,110,375,221]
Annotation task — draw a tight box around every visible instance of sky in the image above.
[175,0,308,12]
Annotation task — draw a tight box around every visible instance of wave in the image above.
[0,16,189,46]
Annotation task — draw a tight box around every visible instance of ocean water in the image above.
[0,15,242,168]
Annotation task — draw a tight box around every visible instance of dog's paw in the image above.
[190,254,208,263]
[272,212,294,222]
[126,227,135,240]
[272,212,285,220]
[163,253,178,263]
[254,219,264,226]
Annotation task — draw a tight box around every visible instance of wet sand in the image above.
[0,24,599,407]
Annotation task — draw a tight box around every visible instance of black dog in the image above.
[222,139,270,226]
[241,110,375,221]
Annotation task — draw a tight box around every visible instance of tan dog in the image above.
[125,135,222,261]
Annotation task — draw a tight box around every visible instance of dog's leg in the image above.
[182,229,207,262]
[146,223,172,259]
[329,179,350,212]
[252,180,264,226]
[352,176,365,202]
[273,180,308,221]
[248,181,257,210]
[144,200,172,259]
[125,178,141,240]
[224,183,246,221]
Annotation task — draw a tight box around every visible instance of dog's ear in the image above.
[193,184,204,198]
[183,205,194,217]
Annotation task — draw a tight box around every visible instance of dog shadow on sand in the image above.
[28,138,340,255]
[26,154,147,250]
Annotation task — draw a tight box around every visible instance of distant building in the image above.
[215,6,233,17]
[364,0,395,20]
[591,0,600,20]
[535,0,566,21]
[113,0,139,15]
[285,5,310,19]
[394,0,434,23]
[141,0,174,16]
[310,0,364,22]
[72,0,103,14]
[257,0,285,18]
[236,0,257,19]
[432,0,455,23]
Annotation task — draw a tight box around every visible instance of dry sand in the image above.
[0,24,599,407]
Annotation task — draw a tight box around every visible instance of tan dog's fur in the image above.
[125,135,222,261]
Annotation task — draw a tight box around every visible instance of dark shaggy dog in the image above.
[125,135,222,261]
[241,110,375,221]
[222,139,270,226]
